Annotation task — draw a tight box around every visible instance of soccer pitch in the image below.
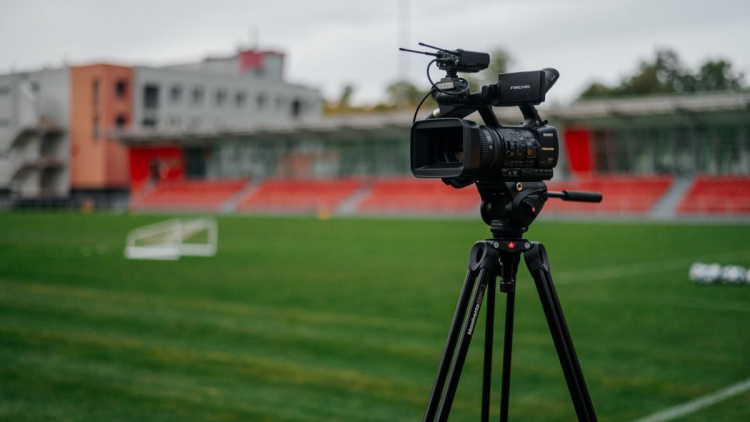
[1,212,749,421]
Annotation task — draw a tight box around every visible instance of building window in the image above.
[170,85,182,103]
[215,89,226,106]
[192,87,204,104]
[115,80,127,98]
[184,148,207,178]
[256,94,266,110]
[143,84,160,109]
[168,116,182,127]
[93,117,99,139]
[142,118,157,128]
[235,91,246,107]
[93,80,100,106]
[40,167,60,194]
[115,115,127,130]
[291,99,303,118]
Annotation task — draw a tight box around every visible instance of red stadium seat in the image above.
[676,175,750,215]
[236,178,363,213]
[355,177,479,215]
[545,175,674,215]
[131,179,248,212]
[125,174,750,217]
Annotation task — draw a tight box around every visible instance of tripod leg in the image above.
[499,288,515,422]
[435,267,493,422]
[423,241,501,422]
[423,267,478,422]
[497,252,521,422]
[523,243,598,422]
[481,277,496,422]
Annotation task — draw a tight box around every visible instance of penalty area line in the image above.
[632,377,750,422]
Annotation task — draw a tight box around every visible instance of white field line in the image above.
[545,250,750,285]
[632,377,750,422]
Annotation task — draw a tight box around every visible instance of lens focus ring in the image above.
[479,127,503,170]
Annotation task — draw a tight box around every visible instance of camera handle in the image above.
[430,89,545,130]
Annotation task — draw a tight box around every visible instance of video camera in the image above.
[400,43,560,189]
[401,45,603,422]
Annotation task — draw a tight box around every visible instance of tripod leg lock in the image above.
[468,241,502,274]
[523,242,550,274]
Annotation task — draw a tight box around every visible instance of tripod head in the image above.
[477,181,602,239]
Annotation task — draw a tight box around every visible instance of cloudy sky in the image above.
[1,0,748,105]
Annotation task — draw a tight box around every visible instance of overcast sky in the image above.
[1,0,748,105]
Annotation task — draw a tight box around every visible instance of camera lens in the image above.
[478,127,503,170]
[440,139,463,163]
[410,118,556,180]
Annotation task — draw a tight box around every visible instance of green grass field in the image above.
[1,212,749,421]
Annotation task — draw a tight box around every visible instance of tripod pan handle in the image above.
[548,190,603,203]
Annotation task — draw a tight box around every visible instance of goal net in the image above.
[124,218,218,260]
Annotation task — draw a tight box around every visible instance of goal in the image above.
[124,218,218,260]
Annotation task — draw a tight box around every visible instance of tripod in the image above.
[423,181,601,422]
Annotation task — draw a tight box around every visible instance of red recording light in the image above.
[508,242,515,249]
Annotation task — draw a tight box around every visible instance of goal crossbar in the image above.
[124,218,218,260]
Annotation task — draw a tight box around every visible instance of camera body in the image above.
[411,117,558,182]
[401,44,601,236]
[405,47,560,188]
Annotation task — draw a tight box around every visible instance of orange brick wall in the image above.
[70,64,132,189]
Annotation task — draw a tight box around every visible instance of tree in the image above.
[386,80,424,107]
[579,82,617,98]
[578,49,746,99]
[692,60,744,92]
[623,48,684,95]
[338,84,355,109]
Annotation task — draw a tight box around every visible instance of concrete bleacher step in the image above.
[221,179,259,214]
[335,185,372,215]
[650,176,694,219]
[128,181,156,209]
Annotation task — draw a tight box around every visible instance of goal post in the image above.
[124,218,218,260]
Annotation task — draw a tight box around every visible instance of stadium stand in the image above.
[545,175,674,215]
[130,179,248,212]
[124,175,750,219]
[355,177,480,215]
[236,178,364,214]
[676,175,750,215]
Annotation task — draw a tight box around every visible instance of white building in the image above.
[0,48,322,204]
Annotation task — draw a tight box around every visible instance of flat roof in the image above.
[120,91,750,145]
